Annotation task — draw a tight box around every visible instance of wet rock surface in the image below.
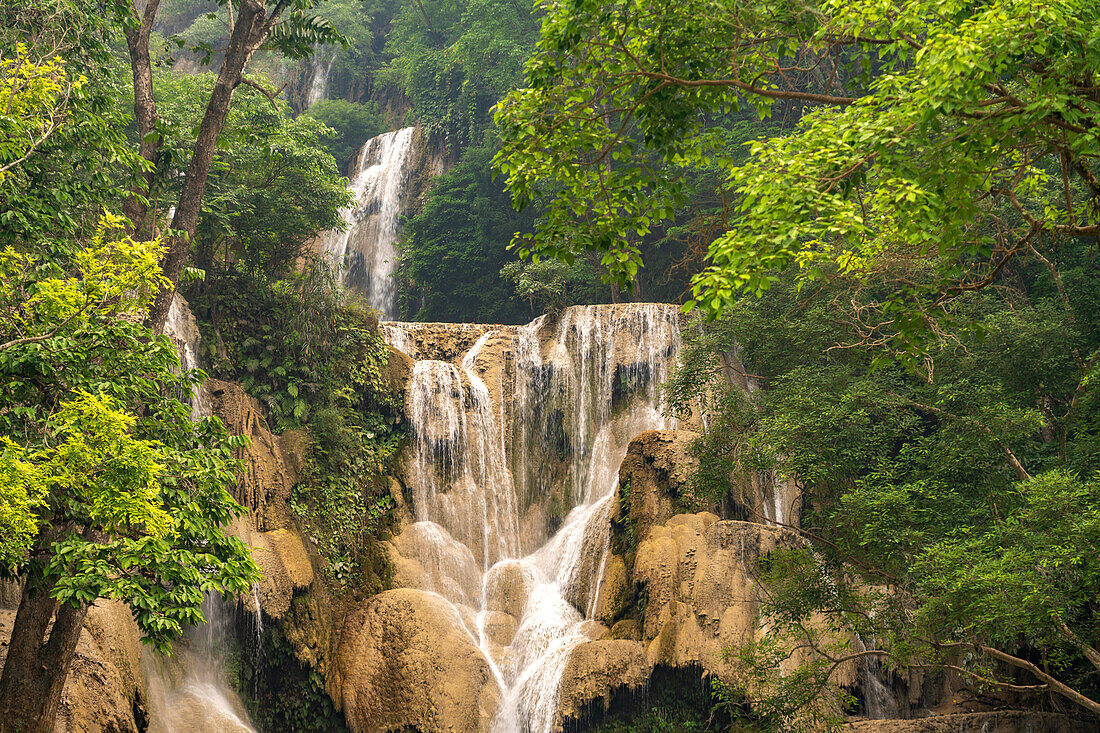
[330,589,500,733]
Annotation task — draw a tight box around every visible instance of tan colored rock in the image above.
[0,601,147,733]
[207,379,295,530]
[277,428,312,489]
[593,554,630,626]
[381,344,413,400]
[615,430,702,542]
[330,589,500,733]
[232,518,315,619]
[608,619,642,641]
[557,640,649,723]
[391,522,482,608]
[484,559,538,619]
[482,611,518,647]
[632,516,793,672]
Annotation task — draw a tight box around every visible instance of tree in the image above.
[304,97,383,172]
[382,0,541,145]
[494,0,1100,361]
[664,258,1100,719]
[150,72,353,278]
[0,216,259,731]
[120,0,345,332]
[400,144,540,322]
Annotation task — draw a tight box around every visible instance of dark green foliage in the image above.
[562,665,734,733]
[399,144,538,322]
[303,98,383,173]
[236,616,352,733]
[382,0,541,146]
[148,73,352,279]
[669,241,1100,716]
[185,262,402,579]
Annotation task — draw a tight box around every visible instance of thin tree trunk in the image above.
[0,586,89,733]
[144,0,274,334]
[122,0,163,238]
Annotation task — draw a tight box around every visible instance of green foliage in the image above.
[672,242,1100,715]
[400,144,535,322]
[382,0,540,145]
[148,72,352,278]
[0,217,258,650]
[495,0,1100,360]
[186,262,402,580]
[237,617,352,732]
[303,98,383,172]
[0,0,140,252]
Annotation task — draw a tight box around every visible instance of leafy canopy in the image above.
[495,0,1100,358]
[0,214,259,649]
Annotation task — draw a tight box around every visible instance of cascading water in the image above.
[153,296,258,733]
[304,50,334,108]
[386,304,681,732]
[316,127,415,318]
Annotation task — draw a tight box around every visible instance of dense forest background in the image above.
[3,0,1100,728]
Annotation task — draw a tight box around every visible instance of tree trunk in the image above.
[143,0,275,334]
[0,585,89,733]
[121,0,163,238]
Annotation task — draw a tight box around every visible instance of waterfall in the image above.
[305,50,334,108]
[316,127,416,319]
[152,295,258,733]
[145,595,258,733]
[386,304,682,732]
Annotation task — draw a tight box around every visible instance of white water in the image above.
[387,304,681,732]
[304,50,334,108]
[153,296,258,733]
[316,127,415,318]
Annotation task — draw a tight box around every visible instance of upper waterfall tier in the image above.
[316,127,416,319]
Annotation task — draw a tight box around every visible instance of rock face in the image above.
[207,379,298,531]
[614,429,701,541]
[330,589,500,733]
[206,379,316,620]
[563,429,853,726]
[0,600,147,733]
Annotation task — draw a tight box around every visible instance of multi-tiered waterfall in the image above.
[316,127,416,319]
[384,304,681,732]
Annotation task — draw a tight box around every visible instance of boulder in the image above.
[557,640,649,723]
[232,519,315,619]
[615,430,702,542]
[330,589,500,733]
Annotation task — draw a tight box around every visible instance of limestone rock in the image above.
[557,640,649,723]
[634,516,795,673]
[484,559,538,619]
[231,518,314,619]
[482,610,518,648]
[207,379,296,530]
[593,554,631,626]
[277,428,312,489]
[388,522,482,608]
[0,601,147,733]
[615,430,702,542]
[331,589,500,733]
